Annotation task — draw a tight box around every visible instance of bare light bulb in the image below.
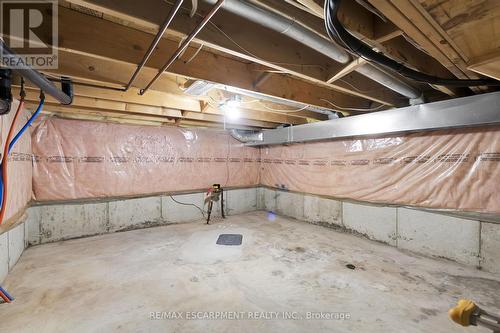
[222,97,241,120]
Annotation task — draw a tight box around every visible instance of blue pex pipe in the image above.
[0,286,14,301]
[9,98,45,151]
[0,98,44,210]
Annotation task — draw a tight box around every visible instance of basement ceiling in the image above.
[11,0,499,129]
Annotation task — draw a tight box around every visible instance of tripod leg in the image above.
[207,201,213,224]
[221,189,225,219]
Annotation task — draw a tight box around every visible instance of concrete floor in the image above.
[1,212,499,333]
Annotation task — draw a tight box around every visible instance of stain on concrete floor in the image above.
[1,211,499,332]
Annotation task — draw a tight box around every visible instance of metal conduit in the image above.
[125,0,184,90]
[140,0,225,95]
[203,0,421,99]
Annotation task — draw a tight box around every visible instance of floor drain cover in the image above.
[216,234,243,246]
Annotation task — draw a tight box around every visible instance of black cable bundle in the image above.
[323,0,500,87]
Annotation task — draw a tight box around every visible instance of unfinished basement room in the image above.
[0,0,500,332]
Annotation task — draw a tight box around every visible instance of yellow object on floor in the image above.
[449,299,477,326]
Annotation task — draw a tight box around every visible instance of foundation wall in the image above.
[0,209,39,283]
[25,187,258,245]
[260,187,500,275]
[4,187,500,282]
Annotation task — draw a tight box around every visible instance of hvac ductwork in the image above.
[356,64,421,100]
[246,91,500,146]
[220,85,340,117]
[203,0,421,99]
[229,129,264,142]
[206,0,349,63]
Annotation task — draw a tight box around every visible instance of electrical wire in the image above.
[206,20,327,70]
[339,78,374,94]
[177,35,205,64]
[183,43,204,63]
[190,0,198,17]
[169,195,206,218]
[223,132,230,187]
[320,98,386,112]
[324,0,500,87]
[259,103,310,113]
[0,286,13,302]
[162,0,327,71]
[209,95,310,114]
[0,289,10,303]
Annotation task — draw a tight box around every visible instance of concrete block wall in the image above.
[3,186,499,282]
[0,208,40,283]
[260,187,500,274]
[26,187,258,245]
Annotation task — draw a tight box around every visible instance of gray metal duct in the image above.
[183,80,341,117]
[206,0,349,63]
[356,63,421,100]
[229,129,264,142]
[220,85,340,117]
[203,0,421,99]
[245,91,500,146]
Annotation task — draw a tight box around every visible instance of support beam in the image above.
[327,58,367,84]
[15,85,309,126]
[295,0,323,18]
[34,104,266,130]
[248,91,500,146]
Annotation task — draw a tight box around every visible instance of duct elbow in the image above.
[229,129,263,143]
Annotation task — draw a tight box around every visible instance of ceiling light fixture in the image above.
[221,95,242,120]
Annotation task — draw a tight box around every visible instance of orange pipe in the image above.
[0,290,10,303]
[0,99,24,226]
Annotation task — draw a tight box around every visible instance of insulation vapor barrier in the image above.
[32,117,260,201]
[32,117,499,216]
[261,126,500,215]
[0,100,32,231]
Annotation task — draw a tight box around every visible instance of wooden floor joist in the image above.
[367,0,482,82]
[62,1,400,107]
[15,85,310,128]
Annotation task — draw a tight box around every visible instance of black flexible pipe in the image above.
[324,0,500,87]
